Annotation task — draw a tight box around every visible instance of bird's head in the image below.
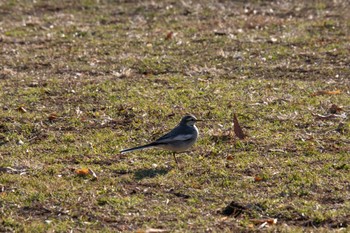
[180,114,201,126]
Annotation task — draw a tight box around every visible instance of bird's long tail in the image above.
[120,143,157,154]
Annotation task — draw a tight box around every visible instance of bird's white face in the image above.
[182,115,197,126]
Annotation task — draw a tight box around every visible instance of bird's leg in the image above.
[173,152,180,168]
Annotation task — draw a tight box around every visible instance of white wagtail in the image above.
[120,114,201,165]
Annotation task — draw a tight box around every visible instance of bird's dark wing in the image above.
[154,125,195,143]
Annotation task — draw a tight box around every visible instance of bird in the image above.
[120,114,201,165]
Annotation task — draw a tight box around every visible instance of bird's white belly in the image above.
[159,139,196,152]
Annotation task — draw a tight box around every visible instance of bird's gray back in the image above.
[155,124,198,143]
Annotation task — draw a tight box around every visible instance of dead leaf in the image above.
[328,104,342,114]
[75,168,90,176]
[251,218,277,225]
[75,168,98,180]
[165,31,173,40]
[48,113,58,121]
[233,113,245,139]
[311,89,341,96]
[267,218,278,225]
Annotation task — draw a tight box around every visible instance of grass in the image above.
[0,0,350,232]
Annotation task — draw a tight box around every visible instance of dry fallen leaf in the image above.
[75,168,90,176]
[251,218,278,225]
[48,113,58,121]
[233,113,245,139]
[75,168,98,180]
[165,31,173,40]
[311,89,341,96]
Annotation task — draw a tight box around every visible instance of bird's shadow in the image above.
[134,167,171,180]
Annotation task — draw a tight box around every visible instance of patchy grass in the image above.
[0,0,349,232]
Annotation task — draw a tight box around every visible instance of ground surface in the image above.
[0,0,350,232]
